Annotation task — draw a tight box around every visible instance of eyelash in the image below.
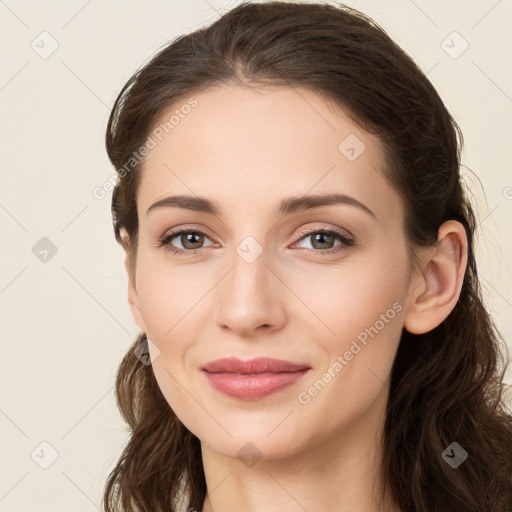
[157,226,355,258]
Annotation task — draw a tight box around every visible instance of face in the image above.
[125,84,415,461]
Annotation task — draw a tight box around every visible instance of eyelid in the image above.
[294,223,354,242]
[159,223,216,240]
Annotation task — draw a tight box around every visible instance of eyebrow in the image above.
[146,193,376,219]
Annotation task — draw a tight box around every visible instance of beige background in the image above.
[1,0,511,510]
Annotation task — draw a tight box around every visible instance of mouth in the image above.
[201,357,311,400]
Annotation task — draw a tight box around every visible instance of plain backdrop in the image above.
[1,0,511,510]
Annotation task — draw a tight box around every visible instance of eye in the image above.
[158,229,216,256]
[292,228,354,256]
[157,226,354,257]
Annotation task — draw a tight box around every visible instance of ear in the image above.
[404,220,468,335]
[120,227,147,333]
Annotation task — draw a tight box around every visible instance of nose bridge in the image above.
[233,234,269,292]
[228,233,272,307]
[214,231,285,335]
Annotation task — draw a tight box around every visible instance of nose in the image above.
[214,241,287,339]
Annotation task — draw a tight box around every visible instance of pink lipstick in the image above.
[201,357,311,400]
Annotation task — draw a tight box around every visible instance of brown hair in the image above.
[103,2,512,511]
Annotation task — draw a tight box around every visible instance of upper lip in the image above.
[201,357,310,374]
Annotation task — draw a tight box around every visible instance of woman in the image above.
[103,2,512,511]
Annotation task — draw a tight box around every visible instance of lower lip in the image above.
[202,369,310,400]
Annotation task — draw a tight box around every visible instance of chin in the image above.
[202,433,303,463]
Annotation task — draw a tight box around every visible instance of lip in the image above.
[201,357,311,400]
[201,357,310,374]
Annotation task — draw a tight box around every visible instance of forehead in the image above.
[137,85,400,222]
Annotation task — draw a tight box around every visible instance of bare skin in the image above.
[121,84,468,512]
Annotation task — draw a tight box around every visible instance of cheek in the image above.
[304,275,404,389]
[290,250,407,399]
[294,279,404,436]
[134,254,211,338]
[134,262,204,428]
[288,253,408,342]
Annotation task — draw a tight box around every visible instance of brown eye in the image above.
[159,229,215,255]
[294,228,354,256]
[309,232,337,250]
[179,232,205,249]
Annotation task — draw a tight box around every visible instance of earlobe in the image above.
[403,221,468,335]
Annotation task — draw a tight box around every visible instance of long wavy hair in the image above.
[103,2,512,511]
